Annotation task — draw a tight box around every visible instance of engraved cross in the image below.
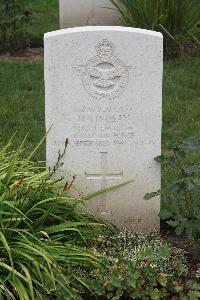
[85,152,123,214]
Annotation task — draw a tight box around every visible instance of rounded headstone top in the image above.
[44,26,163,39]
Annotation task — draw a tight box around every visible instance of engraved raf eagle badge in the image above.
[73,39,131,100]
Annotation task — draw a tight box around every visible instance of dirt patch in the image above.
[0,47,44,62]
[161,221,200,278]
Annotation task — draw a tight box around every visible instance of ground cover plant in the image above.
[109,0,200,57]
[78,230,200,299]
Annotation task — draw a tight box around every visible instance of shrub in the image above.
[0,137,103,299]
[145,137,200,240]
[109,0,200,58]
[0,0,32,53]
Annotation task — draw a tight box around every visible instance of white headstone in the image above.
[59,0,120,28]
[44,26,163,230]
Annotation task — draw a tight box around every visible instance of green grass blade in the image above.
[3,135,28,185]
[18,263,34,300]
[83,180,133,201]
[0,231,14,275]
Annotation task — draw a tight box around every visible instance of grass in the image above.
[163,58,200,145]
[27,0,59,40]
[0,61,45,160]
[161,58,200,186]
[0,57,199,162]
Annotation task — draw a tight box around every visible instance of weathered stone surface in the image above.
[44,26,163,230]
[59,0,120,28]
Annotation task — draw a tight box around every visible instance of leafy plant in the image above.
[0,136,104,299]
[145,137,200,239]
[109,0,200,57]
[80,230,200,299]
[0,0,32,52]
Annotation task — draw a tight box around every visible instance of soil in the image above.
[161,220,200,277]
[0,47,44,62]
[0,43,199,63]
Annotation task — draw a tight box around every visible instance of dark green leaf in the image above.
[159,209,173,220]
[110,277,122,288]
[175,226,184,235]
[157,245,170,257]
[167,220,180,227]
[144,191,160,200]
[168,141,177,150]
